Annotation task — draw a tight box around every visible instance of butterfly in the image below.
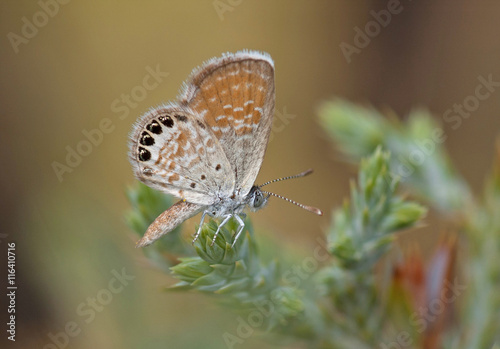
[129,50,322,248]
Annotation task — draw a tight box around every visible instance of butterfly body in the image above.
[212,184,269,215]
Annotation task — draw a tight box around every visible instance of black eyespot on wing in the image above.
[147,120,162,134]
[140,132,155,146]
[138,147,151,161]
[174,114,187,122]
[159,115,174,128]
[201,174,206,180]
[190,183,196,188]
[215,164,221,171]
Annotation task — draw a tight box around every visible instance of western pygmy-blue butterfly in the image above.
[129,50,322,247]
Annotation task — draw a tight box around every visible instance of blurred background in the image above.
[1,1,500,348]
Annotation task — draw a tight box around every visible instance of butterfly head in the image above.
[247,186,270,212]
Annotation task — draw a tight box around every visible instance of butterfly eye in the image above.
[252,190,264,208]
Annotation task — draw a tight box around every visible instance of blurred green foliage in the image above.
[318,100,472,213]
[126,149,424,347]
[319,99,500,348]
[125,99,500,348]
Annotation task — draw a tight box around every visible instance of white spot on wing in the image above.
[212,125,231,132]
[234,123,257,130]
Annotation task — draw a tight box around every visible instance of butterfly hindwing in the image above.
[129,104,234,205]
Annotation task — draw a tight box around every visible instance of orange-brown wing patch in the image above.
[180,52,275,194]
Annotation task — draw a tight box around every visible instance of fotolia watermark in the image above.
[340,0,408,63]
[7,0,71,54]
[51,64,169,182]
[42,268,135,349]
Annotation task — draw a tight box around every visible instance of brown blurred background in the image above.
[1,1,499,348]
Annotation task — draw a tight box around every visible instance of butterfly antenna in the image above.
[261,190,323,216]
[259,169,314,188]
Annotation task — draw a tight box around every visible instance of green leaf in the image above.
[327,147,425,271]
[319,99,472,213]
[170,257,213,284]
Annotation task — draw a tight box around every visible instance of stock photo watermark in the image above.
[6,242,16,342]
[379,278,467,349]
[388,127,447,183]
[7,0,71,54]
[42,268,135,349]
[213,0,243,21]
[268,107,297,143]
[110,65,170,120]
[388,73,500,183]
[442,74,500,130]
[51,64,169,182]
[340,0,409,63]
[222,238,329,348]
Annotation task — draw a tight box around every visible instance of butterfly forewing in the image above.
[180,51,275,197]
[129,105,234,205]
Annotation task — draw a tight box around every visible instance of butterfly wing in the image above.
[179,50,275,197]
[136,200,203,247]
[129,104,234,206]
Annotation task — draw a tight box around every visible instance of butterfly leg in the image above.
[211,214,233,246]
[192,210,210,245]
[231,214,246,247]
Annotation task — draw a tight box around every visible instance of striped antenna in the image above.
[259,169,314,188]
[261,190,323,216]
